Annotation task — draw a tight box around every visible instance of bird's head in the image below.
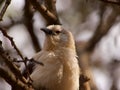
[41,25,75,51]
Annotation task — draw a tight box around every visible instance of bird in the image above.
[30,25,80,90]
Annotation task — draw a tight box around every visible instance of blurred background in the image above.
[0,0,120,90]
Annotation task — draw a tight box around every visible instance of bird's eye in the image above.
[55,31,61,34]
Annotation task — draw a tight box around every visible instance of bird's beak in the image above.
[41,28,53,35]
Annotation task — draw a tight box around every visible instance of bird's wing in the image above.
[30,51,63,90]
[22,51,44,78]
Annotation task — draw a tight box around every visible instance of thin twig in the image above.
[0,27,33,83]
[13,58,44,66]
[29,58,44,66]
[0,27,24,60]
[0,39,43,89]
[0,0,11,21]
[0,28,43,82]
[0,52,27,84]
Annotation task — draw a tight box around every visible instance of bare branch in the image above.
[0,30,43,82]
[0,67,33,90]
[0,52,27,84]
[0,41,34,89]
[29,0,60,25]
[44,0,60,23]
[13,58,44,66]
[99,0,120,6]
[0,27,24,60]
[86,6,119,52]
[0,0,11,21]
[29,58,44,66]
[24,0,41,52]
[0,40,43,90]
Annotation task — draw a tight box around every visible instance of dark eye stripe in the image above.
[55,31,61,34]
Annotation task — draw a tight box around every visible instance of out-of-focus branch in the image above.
[0,40,4,53]
[86,6,119,52]
[29,0,60,25]
[109,60,120,90]
[0,0,4,6]
[77,3,113,90]
[99,0,120,6]
[77,3,120,90]
[24,0,41,52]
[0,0,11,21]
[44,0,60,23]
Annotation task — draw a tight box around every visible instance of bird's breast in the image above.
[31,49,79,90]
